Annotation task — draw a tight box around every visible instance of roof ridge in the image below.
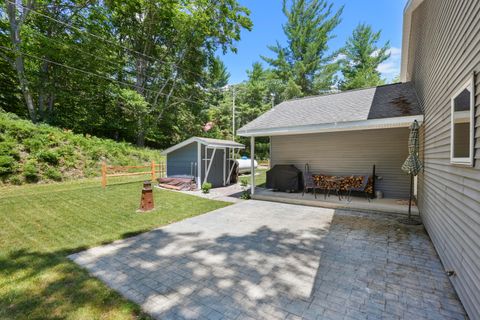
[280,82,407,104]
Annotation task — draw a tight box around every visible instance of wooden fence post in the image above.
[101,161,107,188]
[151,160,155,181]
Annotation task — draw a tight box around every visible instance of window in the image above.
[450,76,475,165]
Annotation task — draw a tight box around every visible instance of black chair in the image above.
[302,164,322,199]
[345,175,371,203]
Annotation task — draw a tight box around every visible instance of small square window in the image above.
[450,76,475,165]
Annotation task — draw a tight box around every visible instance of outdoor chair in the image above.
[302,163,323,199]
[344,175,371,202]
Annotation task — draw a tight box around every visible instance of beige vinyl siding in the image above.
[409,0,480,318]
[270,128,410,199]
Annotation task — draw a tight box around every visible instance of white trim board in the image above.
[161,137,244,155]
[400,0,425,82]
[237,115,424,137]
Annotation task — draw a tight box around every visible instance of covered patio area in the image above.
[237,83,424,212]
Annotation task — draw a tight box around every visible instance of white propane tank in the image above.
[236,158,258,174]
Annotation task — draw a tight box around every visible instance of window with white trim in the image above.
[450,76,475,165]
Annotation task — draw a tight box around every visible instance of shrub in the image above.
[240,178,248,187]
[240,190,251,200]
[239,178,250,199]
[8,174,23,185]
[201,182,212,194]
[0,155,16,175]
[23,137,46,152]
[36,150,59,165]
[0,139,20,159]
[45,167,62,181]
[23,160,39,182]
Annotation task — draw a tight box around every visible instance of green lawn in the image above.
[0,177,230,319]
[239,168,267,188]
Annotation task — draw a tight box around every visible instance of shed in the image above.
[161,137,245,188]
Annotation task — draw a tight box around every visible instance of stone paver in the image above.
[69,201,467,320]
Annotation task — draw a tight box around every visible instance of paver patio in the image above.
[69,201,467,320]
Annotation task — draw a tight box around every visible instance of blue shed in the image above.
[161,137,245,188]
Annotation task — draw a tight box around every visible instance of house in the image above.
[238,0,479,318]
[161,137,244,188]
[401,0,480,318]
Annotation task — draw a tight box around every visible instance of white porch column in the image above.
[197,143,202,190]
[250,136,255,195]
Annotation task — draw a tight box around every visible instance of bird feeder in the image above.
[139,181,154,212]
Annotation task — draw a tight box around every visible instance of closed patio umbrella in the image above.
[401,120,423,224]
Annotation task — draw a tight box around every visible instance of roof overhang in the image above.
[161,137,244,155]
[237,115,424,137]
[400,0,425,82]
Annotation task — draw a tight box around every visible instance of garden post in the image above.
[151,161,155,181]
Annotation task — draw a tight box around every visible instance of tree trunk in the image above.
[136,117,145,147]
[135,55,147,147]
[46,94,54,121]
[6,0,36,122]
[14,52,36,122]
[38,60,50,121]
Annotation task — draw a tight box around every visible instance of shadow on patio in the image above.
[69,201,465,320]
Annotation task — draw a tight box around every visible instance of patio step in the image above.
[252,192,420,216]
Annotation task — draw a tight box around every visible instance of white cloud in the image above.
[377,61,398,74]
[387,47,402,56]
[378,46,402,80]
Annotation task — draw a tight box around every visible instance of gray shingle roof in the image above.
[237,82,422,134]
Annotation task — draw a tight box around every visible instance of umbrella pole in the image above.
[400,173,422,225]
[408,174,413,220]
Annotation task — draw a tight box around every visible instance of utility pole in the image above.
[232,85,236,141]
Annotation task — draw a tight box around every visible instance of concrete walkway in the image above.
[70,201,466,320]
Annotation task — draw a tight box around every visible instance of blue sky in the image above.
[220,0,408,84]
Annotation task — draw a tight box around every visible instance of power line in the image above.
[5,0,207,79]
[25,26,162,82]
[0,45,204,106]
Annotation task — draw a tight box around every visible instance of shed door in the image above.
[202,147,225,188]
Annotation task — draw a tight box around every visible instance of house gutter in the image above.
[237,115,424,137]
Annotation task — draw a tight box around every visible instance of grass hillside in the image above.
[0,111,162,185]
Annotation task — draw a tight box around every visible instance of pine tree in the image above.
[339,23,391,90]
[262,0,343,96]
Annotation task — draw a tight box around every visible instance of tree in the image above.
[0,0,252,149]
[106,0,252,146]
[205,62,276,158]
[339,23,390,90]
[207,56,230,89]
[262,0,343,96]
[4,0,36,122]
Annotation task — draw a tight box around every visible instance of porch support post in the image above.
[223,147,226,186]
[197,143,202,190]
[250,136,255,195]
